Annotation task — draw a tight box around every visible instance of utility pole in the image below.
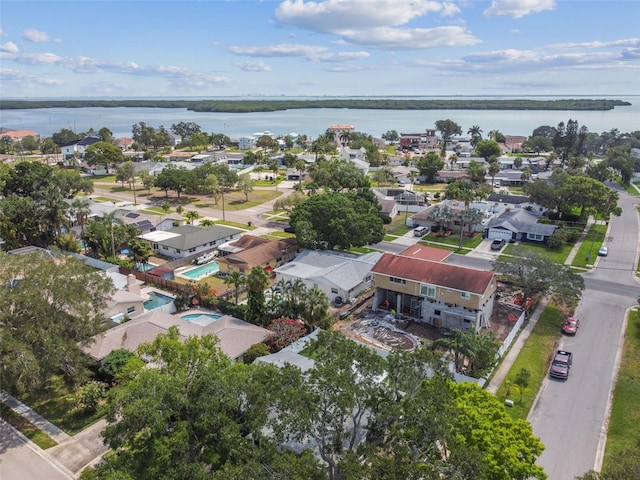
[221,175,226,222]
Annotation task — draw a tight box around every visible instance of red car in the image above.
[562,317,580,335]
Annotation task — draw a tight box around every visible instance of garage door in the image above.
[488,228,513,241]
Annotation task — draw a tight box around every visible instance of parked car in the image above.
[562,317,580,335]
[491,239,506,251]
[598,245,608,256]
[549,350,573,379]
[284,225,296,233]
[414,226,429,237]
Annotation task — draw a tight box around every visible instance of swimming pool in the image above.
[180,262,219,279]
[144,292,175,310]
[181,313,222,326]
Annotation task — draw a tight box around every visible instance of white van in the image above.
[414,226,429,237]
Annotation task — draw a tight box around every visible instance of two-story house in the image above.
[370,250,497,332]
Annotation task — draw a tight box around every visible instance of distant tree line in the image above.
[0,98,630,112]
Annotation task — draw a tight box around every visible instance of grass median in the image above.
[495,303,566,420]
[603,307,640,469]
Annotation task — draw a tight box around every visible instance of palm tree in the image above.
[224,270,246,305]
[300,287,329,330]
[432,328,475,374]
[488,160,501,187]
[102,211,123,259]
[69,198,91,237]
[294,159,307,191]
[129,239,154,270]
[246,266,270,325]
[199,219,215,227]
[184,210,200,225]
[468,125,483,147]
[339,130,351,147]
[324,129,336,144]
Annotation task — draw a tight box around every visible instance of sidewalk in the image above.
[485,295,549,394]
[0,392,70,444]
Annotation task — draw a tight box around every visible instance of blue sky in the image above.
[1,0,639,98]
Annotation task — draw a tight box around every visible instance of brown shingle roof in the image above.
[371,253,494,294]
[217,237,297,270]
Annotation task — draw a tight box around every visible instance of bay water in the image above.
[1,96,638,140]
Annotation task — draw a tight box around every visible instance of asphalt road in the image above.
[527,185,639,480]
[0,420,73,480]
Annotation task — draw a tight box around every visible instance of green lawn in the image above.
[0,403,58,449]
[18,375,105,435]
[603,308,640,469]
[495,303,566,421]
[571,224,608,269]
[505,241,573,264]
[191,189,282,211]
[213,219,254,230]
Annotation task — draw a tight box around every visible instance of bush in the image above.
[73,380,106,413]
[546,231,565,249]
[243,343,271,364]
[380,215,392,224]
[216,298,248,319]
[265,317,306,352]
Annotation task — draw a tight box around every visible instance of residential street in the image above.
[527,184,639,479]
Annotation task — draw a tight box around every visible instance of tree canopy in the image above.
[493,246,585,306]
[89,330,547,480]
[290,191,384,250]
[0,251,114,393]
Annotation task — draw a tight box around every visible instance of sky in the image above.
[1,0,639,99]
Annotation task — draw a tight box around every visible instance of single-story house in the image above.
[370,252,497,332]
[81,309,271,362]
[410,200,492,233]
[139,224,244,260]
[115,210,183,234]
[487,193,545,216]
[217,234,272,256]
[216,237,299,275]
[484,209,557,244]
[378,198,399,218]
[273,250,382,304]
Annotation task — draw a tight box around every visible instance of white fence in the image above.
[497,311,526,358]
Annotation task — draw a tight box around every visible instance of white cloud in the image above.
[547,38,640,50]
[340,26,479,49]
[22,28,61,43]
[484,0,555,19]
[14,52,62,65]
[0,41,19,53]
[274,0,473,49]
[0,68,62,87]
[234,60,272,72]
[227,43,369,62]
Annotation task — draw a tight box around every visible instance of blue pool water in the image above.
[137,262,157,272]
[181,262,219,279]
[181,313,222,326]
[182,313,222,321]
[144,292,174,310]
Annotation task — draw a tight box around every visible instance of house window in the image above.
[527,233,544,241]
[390,277,406,285]
[460,292,470,299]
[331,288,339,294]
[153,243,158,249]
[365,275,371,281]
[176,249,181,254]
[209,241,215,246]
[162,246,168,251]
[189,248,196,253]
[420,284,436,298]
[434,310,441,315]
[127,306,135,314]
